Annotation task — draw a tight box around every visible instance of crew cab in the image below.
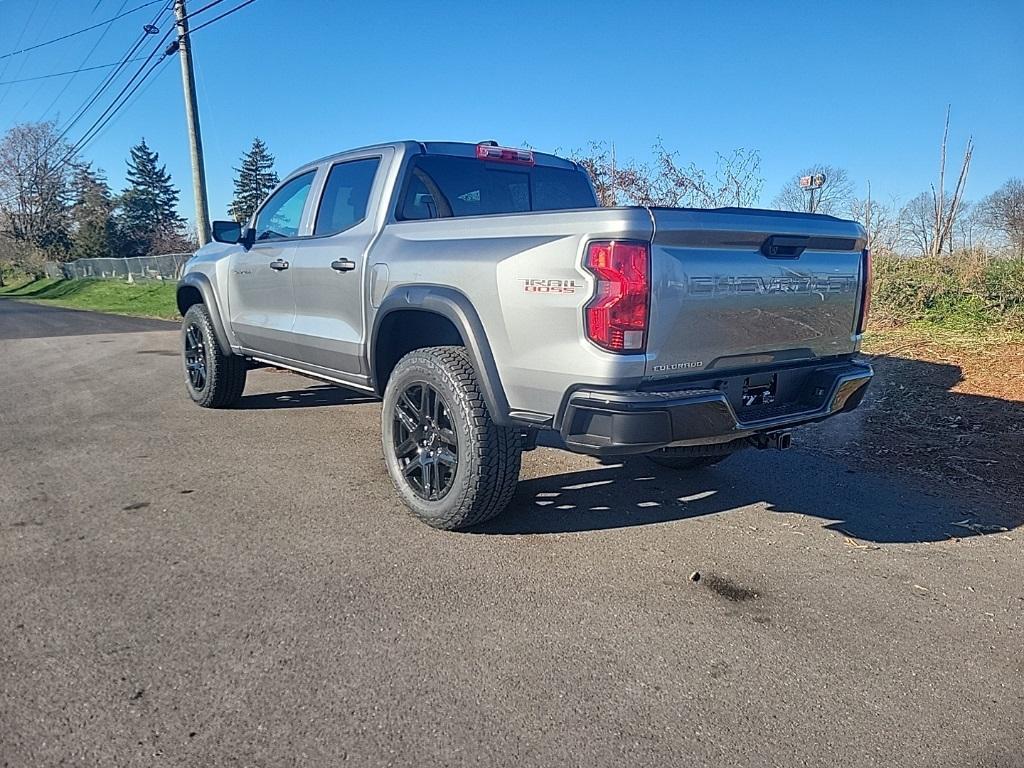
[177,141,872,530]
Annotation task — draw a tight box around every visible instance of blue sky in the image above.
[1,0,1021,225]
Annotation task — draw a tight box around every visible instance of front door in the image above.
[227,170,316,358]
[288,153,386,379]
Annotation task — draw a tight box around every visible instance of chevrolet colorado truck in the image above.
[177,141,873,530]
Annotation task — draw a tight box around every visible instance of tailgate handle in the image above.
[761,235,809,259]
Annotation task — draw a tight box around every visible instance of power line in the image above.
[46,5,173,153]
[0,0,42,83]
[35,0,136,123]
[0,0,44,115]
[185,0,257,34]
[0,26,170,207]
[0,1,163,61]
[0,50,171,208]
[66,56,169,162]
[0,59,149,86]
[8,1,115,123]
[46,0,220,142]
[55,0,238,158]
[59,38,177,164]
[0,0,259,208]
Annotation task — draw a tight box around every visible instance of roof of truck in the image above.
[304,140,578,172]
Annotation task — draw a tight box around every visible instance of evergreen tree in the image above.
[229,137,279,223]
[118,138,187,256]
[69,165,117,260]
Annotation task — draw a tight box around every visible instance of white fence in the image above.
[46,253,192,281]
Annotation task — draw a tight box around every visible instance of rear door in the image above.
[227,169,316,357]
[645,208,867,380]
[288,149,391,378]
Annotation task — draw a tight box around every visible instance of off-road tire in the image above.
[381,346,521,531]
[181,303,247,408]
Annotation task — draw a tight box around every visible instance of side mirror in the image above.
[211,220,242,244]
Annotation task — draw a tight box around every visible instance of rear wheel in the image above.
[381,346,521,530]
[181,303,247,408]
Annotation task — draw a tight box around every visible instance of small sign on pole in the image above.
[799,174,826,190]
[799,173,826,212]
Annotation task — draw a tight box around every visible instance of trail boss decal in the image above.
[520,278,578,294]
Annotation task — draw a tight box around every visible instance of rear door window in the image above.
[314,158,381,236]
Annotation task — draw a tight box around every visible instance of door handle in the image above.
[331,258,356,272]
[269,259,289,271]
[761,235,809,259]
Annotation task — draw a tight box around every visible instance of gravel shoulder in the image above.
[807,328,1024,513]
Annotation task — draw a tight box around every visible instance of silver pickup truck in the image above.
[177,141,872,530]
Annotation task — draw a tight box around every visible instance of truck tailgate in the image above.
[645,207,867,380]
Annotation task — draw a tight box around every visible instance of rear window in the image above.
[398,155,597,220]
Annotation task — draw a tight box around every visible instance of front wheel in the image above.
[381,346,521,530]
[181,303,247,408]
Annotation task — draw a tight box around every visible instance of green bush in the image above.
[871,253,1024,332]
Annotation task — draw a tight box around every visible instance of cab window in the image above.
[314,158,380,236]
[253,171,315,241]
[398,155,597,220]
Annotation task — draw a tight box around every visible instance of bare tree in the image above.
[773,164,854,214]
[567,142,622,206]
[899,192,936,256]
[569,140,763,209]
[849,183,901,255]
[950,201,992,254]
[646,142,763,208]
[979,178,1024,257]
[0,121,78,258]
[928,106,973,258]
[567,142,666,207]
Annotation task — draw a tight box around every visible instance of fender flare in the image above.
[176,272,233,354]
[371,285,511,426]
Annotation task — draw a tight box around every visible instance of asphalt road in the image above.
[0,297,175,339]
[1,302,1021,767]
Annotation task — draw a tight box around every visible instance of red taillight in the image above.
[857,249,872,334]
[475,143,535,165]
[584,241,650,352]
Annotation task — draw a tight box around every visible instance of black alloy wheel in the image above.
[184,322,207,391]
[381,345,521,530]
[180,303,247,408]
[392,381,459,500]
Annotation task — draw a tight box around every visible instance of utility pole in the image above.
[172,0,211,246]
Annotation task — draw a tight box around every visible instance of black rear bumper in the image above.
[560,360,872,456]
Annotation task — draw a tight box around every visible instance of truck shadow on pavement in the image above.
[476,451,1008,543]
[235,384,375,410]
[476,355,1022,544]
